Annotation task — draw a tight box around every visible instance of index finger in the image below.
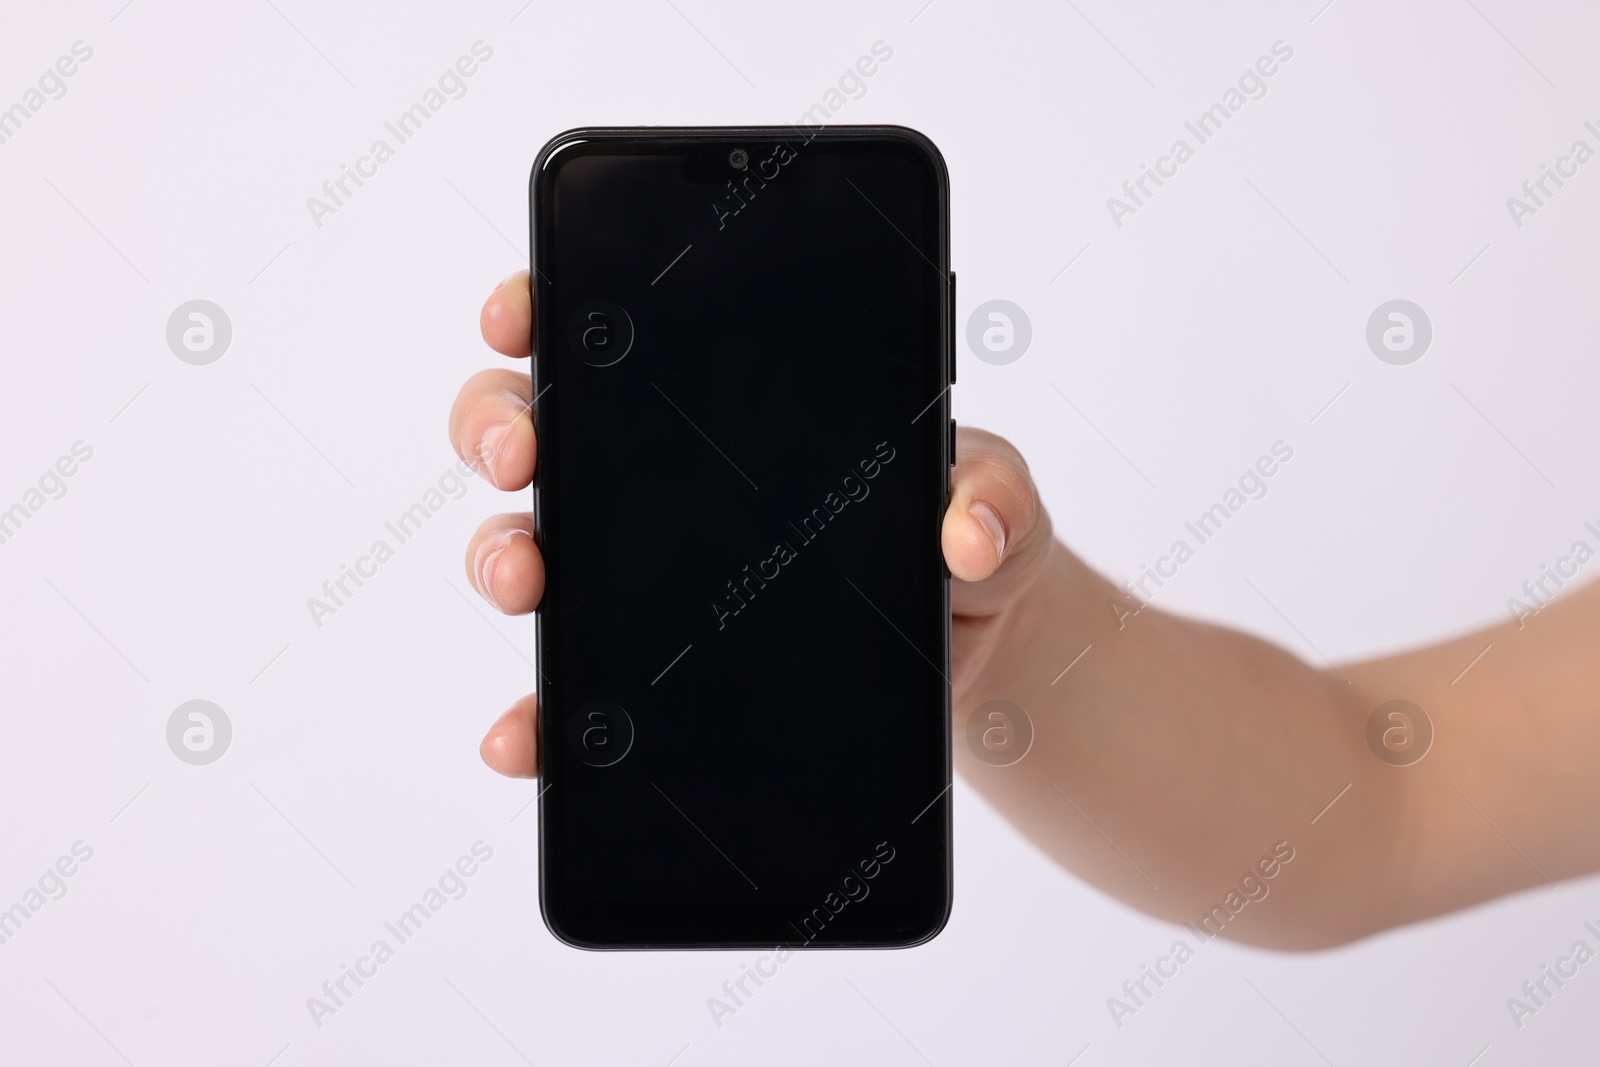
[480,270,532,358]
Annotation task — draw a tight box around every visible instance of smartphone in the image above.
[529,125,953,949]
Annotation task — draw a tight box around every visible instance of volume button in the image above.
[948,271,957,384]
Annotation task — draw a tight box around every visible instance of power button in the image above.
[949,419,957,466]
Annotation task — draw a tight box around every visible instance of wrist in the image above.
[957,538,1103,710]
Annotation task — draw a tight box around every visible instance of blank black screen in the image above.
[532,128,950,949]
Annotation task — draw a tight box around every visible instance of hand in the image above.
[449,270,1051,777]
[451,270,1600,949]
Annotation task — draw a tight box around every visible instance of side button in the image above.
[949,418,957,466]
[948,271,957,384]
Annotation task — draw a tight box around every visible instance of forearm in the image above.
[956,540,1412,949]
[943,426,1600,949]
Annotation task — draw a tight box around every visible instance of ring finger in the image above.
[465,512,543,614]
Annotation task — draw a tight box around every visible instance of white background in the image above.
[2,0,1598,1063]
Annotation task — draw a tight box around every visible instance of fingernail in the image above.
[477,423,509,482]
[969,501,1007,560]
[477,529,530,611]
[491,272,517,294]
[478,544,508,611]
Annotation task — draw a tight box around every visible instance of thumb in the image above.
[942,427,1049,613]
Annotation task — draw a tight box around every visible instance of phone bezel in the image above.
[527,125,953,950]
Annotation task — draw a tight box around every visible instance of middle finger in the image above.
[450,367,535,490]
